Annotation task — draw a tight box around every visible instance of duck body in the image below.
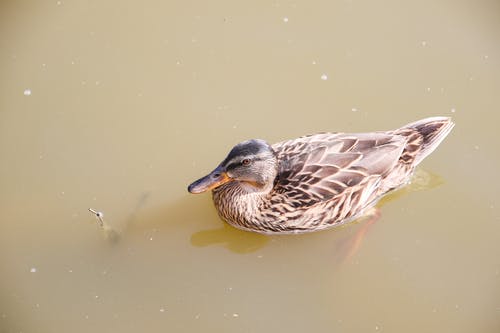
[188,117,454,234]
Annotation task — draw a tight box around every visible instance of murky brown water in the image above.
[1,0,500,332]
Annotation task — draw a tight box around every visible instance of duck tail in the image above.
[398,116,455,166]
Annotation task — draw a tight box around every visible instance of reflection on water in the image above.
[1,0,500,332]
[191,224,269,254]
[377,168,445,206]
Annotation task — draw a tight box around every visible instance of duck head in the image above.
[188,139,278,194]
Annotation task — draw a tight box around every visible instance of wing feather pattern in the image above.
[272,132,408,209]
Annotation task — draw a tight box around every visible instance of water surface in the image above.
[1,1,500,332]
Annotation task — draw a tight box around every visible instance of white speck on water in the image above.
[351,107,358,112]
[320,74,328,80]
[149,237,153,241]
[257,255,263,258]
[451,108,456,113]
[71,60,75,65]
[232,313,239,318]
[474,145,479,150]
[61,191,65,196]
[312,60,317,65]
[160,308,165,313]
[30,267,37,273]
[84,314,89,319]
[484,55,489,60]
[176,60,182,65]
[195,314,200,319]
[23,89,32,96]
[283,17,289,23]
[426,87,431,92]
[68,269,73,273]
[375,325,380,330]
[455,304,460,310]
[421,40,427,47]
[432,308,438,313]
[56,1,62,5]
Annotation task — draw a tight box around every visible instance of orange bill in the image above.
[188,167,232,194]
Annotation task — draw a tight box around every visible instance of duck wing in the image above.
[271,132,409,208]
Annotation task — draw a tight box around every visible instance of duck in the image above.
[188,117,454,234]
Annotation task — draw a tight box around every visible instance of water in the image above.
[1,0,500,332]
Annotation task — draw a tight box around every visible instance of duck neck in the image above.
[212,180,273,228]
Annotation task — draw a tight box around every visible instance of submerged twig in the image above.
[88,208,120,243]
[88,208,104,227]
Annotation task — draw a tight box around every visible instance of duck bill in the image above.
[188,167,231,194]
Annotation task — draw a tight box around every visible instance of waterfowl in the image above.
[188,117,454,234]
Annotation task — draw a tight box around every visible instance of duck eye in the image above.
[241,158,251,166]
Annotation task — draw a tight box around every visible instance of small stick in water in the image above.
[88,208,120,243]
[88,208,104,227]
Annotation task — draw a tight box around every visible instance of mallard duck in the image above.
[188,117,454,234]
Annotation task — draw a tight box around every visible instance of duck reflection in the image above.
[191,223,269,254]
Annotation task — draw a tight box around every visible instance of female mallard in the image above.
[188,117,454,234]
